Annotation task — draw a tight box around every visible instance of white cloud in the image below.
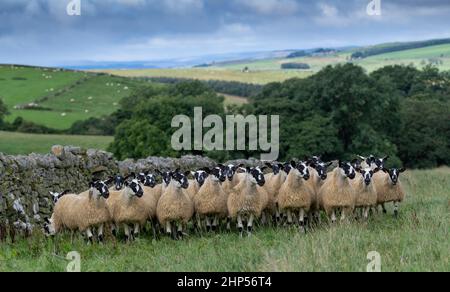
[162,0,204,14]
[238,0,299,15]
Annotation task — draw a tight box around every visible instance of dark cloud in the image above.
[0,0,449,66]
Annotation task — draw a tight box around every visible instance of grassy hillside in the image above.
[356,44,450,72]
[1,168,448,272]
[0,131,113,155]
[0,65,142,129]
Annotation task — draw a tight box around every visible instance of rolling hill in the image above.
[0,65,142,129]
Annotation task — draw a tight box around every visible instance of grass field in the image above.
[0,65,142,129]
[0,168,448,272]
[0,131,113,155]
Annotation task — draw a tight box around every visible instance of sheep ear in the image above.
[351,159,359,165]
[61,190,70,196]
[399,168,406,173]
[383,155,389,161]
[260,166,268,172]
[338,160,343,168]
[191,171,196,176]
[277,163,284,169]
[290,160,296,167]
[326,162,333,167]
[184,171,190,177]
[265,162,273,168]
[382,168,389,173]
[246,167,252,173]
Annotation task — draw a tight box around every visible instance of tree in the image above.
[108,81,225,160]
[395,99,450,168]
[0,98,9,129]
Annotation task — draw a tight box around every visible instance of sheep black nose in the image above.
[321,175,327,180]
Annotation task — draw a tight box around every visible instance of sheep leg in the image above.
[86,228,94,245]
[381,203,387,214]
[247,214,254,236]
[97,224,104,243]
[124,224,132,242]
[298,209,306,233]
[165,221,172,236]
[261,211,267,226]
[331,210,337,224]
[394,202,399,218]
[196,214,203,232]
[205,216,212,232]
[363,207,370,220]
[151,219,158,240]
[226,217,231,232]
[177,222,183,239]
[133,223,140,238]
[111,223,117,237]
[275,206,281,225]
[237,214,244,237]
[287,210,293,225]
[212,216,219,231]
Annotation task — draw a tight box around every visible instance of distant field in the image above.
[0,65,142,129]
[356,44,450,72]
[220,93,249,107]
[96,68,312,85]
[0,131,113,155]
[208,44,450,75]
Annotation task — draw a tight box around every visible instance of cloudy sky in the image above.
[1,0,450,66]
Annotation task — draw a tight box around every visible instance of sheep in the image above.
[156,170,194,239]
[107,177,146,242]
[110,175,125,191]
[222,164,244,194]
[220,164,244,229]
[351,167,380,220]
[318,161,357,223]
[137,172,163,235]
[306,158,332,224]
[227,167,268,236]
[263,162,287,223]
[358,155,389,170]
[194,166,228,232]
[373,168,406,217]
[157,170,172,193]
[186,170,209,201]
[49,190,70,204]
[46,180,111,243]
[278,161,314,233]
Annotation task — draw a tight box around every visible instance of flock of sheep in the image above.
[44,155,406,243]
